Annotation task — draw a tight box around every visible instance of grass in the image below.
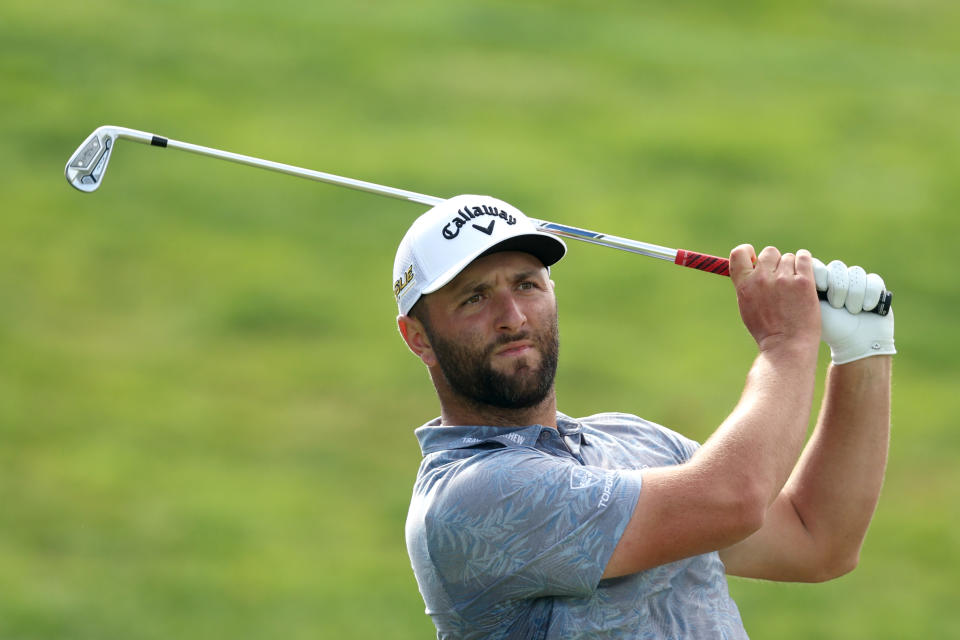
[2,0,959,637]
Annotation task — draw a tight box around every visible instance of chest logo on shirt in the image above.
[570,467,602,490]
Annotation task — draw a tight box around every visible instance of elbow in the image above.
[835,552,861,579]
[806,550,860,583]
[739,489,769,539]
[720,479,768,544]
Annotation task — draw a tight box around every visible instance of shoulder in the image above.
[415,445,571,509]
[408,447,590,560]
[574,411,700,462]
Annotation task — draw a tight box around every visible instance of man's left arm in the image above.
[720,259,895,582]
[720,356,891,581]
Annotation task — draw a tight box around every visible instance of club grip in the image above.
[674,249,730,276]
[674,249,892,316]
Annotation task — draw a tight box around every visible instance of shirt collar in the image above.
[556,413,584,456]
[414,412,586,456]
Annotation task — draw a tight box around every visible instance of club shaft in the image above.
[65,126,891,315]
[166,137,445,207]
[531,221,678,262]
[107,128,680,260]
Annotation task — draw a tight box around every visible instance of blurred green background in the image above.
[2,0,958,637]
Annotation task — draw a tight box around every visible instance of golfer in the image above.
[394,195,894,639]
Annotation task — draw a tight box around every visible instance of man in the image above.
[394,194,894,638]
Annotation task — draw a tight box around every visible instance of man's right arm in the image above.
[603,245,821,579]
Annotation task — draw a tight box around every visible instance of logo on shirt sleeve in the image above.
[570,467,601,490]
[598,472,615,509]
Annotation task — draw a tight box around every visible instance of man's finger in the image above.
[779,252,797,275]
[863,273,885,311]
[812,257,828,290]
[845,266,867,313]
[756,246,782,271]
[729,244,758,283]
[827,260,848,308]
[796,249,814,278]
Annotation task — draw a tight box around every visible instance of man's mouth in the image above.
[494,341,534,358]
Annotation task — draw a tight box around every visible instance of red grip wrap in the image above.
[675,249,730,276]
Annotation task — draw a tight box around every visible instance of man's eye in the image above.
[463,294,483,306]
[518,281,536,290]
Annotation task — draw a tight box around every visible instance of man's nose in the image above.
[493,291,527,333]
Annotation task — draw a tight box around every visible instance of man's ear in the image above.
[397,315,437,367]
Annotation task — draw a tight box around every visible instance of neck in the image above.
[438,385,558,429]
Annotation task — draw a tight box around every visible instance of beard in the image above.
[426,315,559,411]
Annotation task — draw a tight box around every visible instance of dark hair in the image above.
[407,297,432,333]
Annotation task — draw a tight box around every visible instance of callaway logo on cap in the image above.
[393,195,567,315]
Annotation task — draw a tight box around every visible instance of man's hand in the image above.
[812,258,896,365]
[729,245,821,353]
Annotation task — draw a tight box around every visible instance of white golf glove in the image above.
[812,258,896,365]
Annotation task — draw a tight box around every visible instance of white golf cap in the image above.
[393,195,567,315]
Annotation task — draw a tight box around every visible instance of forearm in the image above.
[604,342,821,577]
[696,344,818,509]
[785,356,892,566]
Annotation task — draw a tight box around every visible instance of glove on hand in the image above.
[811,258,896,365]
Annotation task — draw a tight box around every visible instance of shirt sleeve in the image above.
[421,448,643,614]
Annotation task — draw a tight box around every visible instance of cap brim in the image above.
[421,232,567,296]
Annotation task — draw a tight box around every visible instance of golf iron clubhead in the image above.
[65,126,156,192]
[64,125,893,315]
[65,128,113,192]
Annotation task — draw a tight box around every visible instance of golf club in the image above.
[65,125,892,315]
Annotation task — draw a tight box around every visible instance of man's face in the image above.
[416,251,559,411]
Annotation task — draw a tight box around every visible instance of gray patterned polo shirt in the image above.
[406,412,748,639]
